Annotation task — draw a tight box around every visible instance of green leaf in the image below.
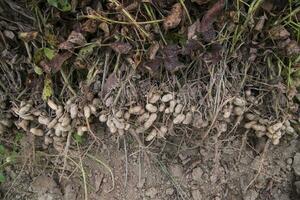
[0,172,5,183]
[78,44,96,58]
[42,75,53,101]
[73,133,84,144]
[43,48,56,60]
[33,64,43,75]
[0,145,5,155]
[47,0,71,12]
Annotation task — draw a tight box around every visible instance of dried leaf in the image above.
[199,0,225,42]
[143,58,162,76]
[82,19,98,33]
[181,39,203,55]
[163,3,183,30]
[188,20,200,40]
[59,31,86,50]
[110,42,132,54]
[102,72,118,96]
[148,42,160,60]
[269,25,290,40]
[162,45,185,73]
[191,0,210,5]
[18,31,38,42]
[40,51,72,73]
[99,22,110,37]
[254,15,267,32]
[285,40,300,56]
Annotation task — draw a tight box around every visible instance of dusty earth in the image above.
[1,126,300,200]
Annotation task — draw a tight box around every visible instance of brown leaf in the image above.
[99,22,110,37]
[81,19,98,33]
[254,15,267,32]
[59,31,86,50]
[102,72,118,97]
[269,25,290,40]
[181,39,203,55]
[110,42,132,54]
[40,51,72,73]
[162,45,185,73]
[18,31,38,43]
[163,3,183,30]
[199,0,225,42]
[285,40,300,56]
[191,0,210,5]
[147,42,160,60]
[188,20,200,40]
[143,58,162,76]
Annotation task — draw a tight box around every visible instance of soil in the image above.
[1,128,300,200]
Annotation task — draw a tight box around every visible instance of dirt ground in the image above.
[1,127,300,200]
[1,0,300,200]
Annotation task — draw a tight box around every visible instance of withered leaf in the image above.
[82,19,98,33]
[163,3,183,30]
[148,42,160,60]
[40,51,72,73]
[191,0,210,5]
[181,39,203,55]
[59,31,86,50]
[285,40,300,56]
[110,42,132,54]
[18,31,38,42]
[269,25,290,40]
[199,0,225,42]
[102,72,118,97]
[188,20,200,40]
[143,58,162,76]
[162,45,185,73]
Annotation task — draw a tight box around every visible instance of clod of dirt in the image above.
[243,189,258,200]
[31,175,63,200]
[295,181,300,195]
[169,164,184,181]
[191,189,203,200]
[293,153,300,176]
[192,167,203,182]
[145,187,158,199]
[163,3,183,30]
[166,187,175,196]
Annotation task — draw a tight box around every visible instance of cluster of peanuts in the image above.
[100,92,211,141]
[4,88,296,151]
[11,98,100,152]
[244,113,295,145]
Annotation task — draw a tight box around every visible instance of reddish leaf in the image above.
[199,0,225,42]
[192,0,210,5]
[110,42,132,54]
[59,31,86,50]
[162,45,185,73]
[102,72,118,97]
[143,58,162,76]
[40,51,72,73]
[81,19,98,33]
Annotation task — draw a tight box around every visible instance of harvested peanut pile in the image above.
[1,0,300,200]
